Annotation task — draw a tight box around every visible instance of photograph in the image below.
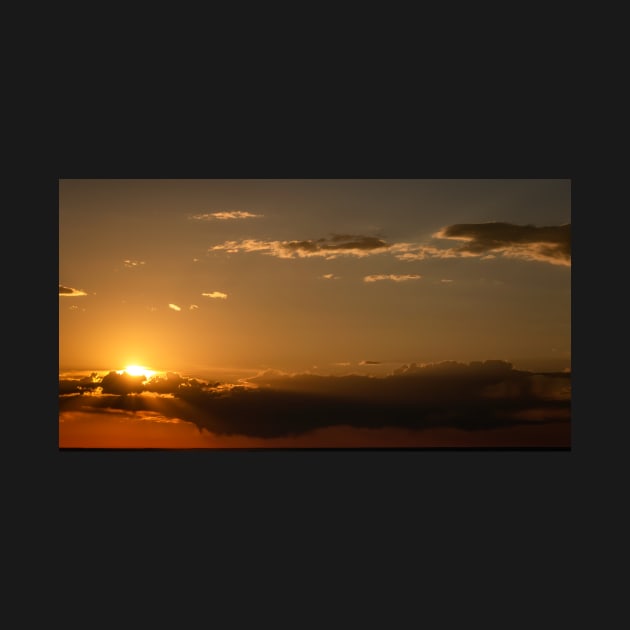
[59,178,571,449]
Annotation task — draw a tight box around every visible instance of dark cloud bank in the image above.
[436,222,571,265]
[59,361,570,442]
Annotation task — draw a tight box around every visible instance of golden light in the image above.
[119,365,157,379]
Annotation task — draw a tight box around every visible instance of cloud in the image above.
[208,224,570,268]
[59,371,102,395]
[210,234,391,259]
[59,285,87,297]
[433,222,571,266]
[190,211,263,220]
[363,274,422,283]
[387,243,480,261]
[359,360,381,365]
[168,303,182,311]
[123,259,145,268]
[321,273,340,280]
[189,304,199,310]
[202,292,228,299]
[58,361,570,442]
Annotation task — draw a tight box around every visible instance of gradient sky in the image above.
[59,179,570,379]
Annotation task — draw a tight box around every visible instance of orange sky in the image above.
[59,179,570,377]
[59,179,570,449]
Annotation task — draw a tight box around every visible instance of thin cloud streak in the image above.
[364,274,422,283]
[122,259,145,268]
[190,211,264,220]
[202,292,228,299]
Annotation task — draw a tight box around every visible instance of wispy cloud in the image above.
[363,274,422,283]
[321,273,340,280]
[210,234,390,259]
[387,243,480,261]
[168,303,182,311]
[190,211,263,221]
[210,223,570,267]
[59,285,87,297]
[202,292,228,299]
[123,259,145,268]
[189,304,199,310]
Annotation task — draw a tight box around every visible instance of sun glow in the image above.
[120,365,157,379]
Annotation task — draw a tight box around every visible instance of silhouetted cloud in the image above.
[360,360,381,365]
[433,222,571,266]
[202,292,228,299]
[59,285,87,297]
[363,274,422,283]
[59,372,101,394]
[190,211,263,220]
[142,371,217,394]
[99,371,146,395]
[168,303,181,311]
[59,361,570,441]
[59,370,216,398]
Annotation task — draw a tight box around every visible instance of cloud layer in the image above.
[59,361,570,442]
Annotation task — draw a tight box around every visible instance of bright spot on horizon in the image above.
[119,365,157,379]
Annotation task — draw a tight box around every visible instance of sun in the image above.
[120,365,157,379]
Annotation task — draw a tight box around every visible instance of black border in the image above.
[40,98,597,620]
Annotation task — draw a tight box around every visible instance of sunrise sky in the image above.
[59,179,571,448]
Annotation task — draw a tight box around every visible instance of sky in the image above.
[59,179,571,448]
